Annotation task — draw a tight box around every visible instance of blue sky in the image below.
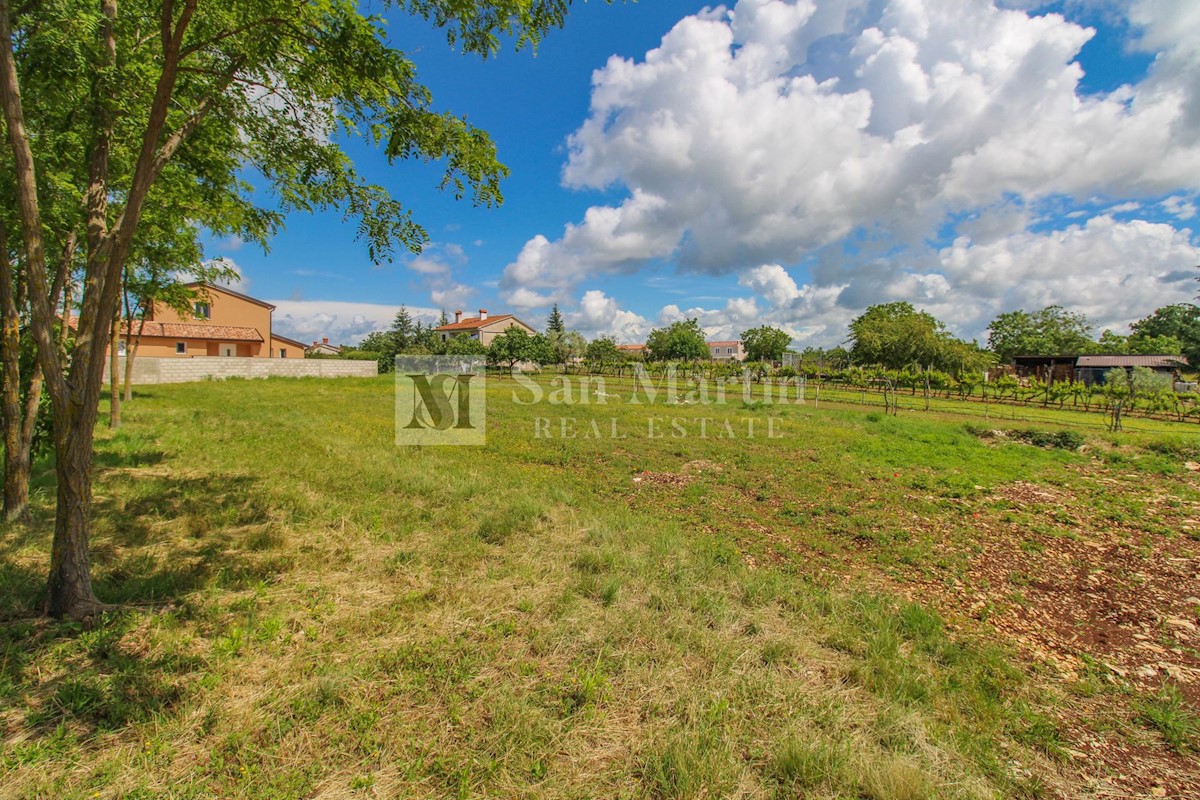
[209,0,1200,348]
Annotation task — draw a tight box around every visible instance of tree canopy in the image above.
[849,303,992,375]
[741,326,791,362]
[1130,303,1200,363]
[546,329,585,365]
[584,336,621,366]
[546,303,565,335]
[848,303,942,369]
[987,306,1094,362]
[646,319,708,362]
[487,327,544,370]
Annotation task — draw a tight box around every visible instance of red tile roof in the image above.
[132,321,264,342]
[71,317,264,342]
[707,341,742,347]
[616,344,646,351]
[434,314,522,332]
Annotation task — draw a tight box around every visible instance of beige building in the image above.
[434,309,536,345]
[306,337,343,356]
[707,340,746,361]
[615,341,745,361]
[114,283,304,358]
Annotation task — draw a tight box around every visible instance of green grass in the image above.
[0,374,1196,797]
[1139,686,1199,754]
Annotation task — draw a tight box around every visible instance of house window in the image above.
[176,342,186,354]
[279,349,287,358]
[117,339,127,356]
[194,302,211,319]
[727,347,733,354]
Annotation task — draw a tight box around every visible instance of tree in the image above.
[848,302,944,370]
[646,319,708,362]
[849,303,992,375]
[547,329,585,366]
[487,327,542,372]
[987,306,1094,362]
[1131,304,1200,364]
[1095,329,1183,356]
[546,303,565,335]
[741,326,791,362]
[801,346,849,371]
[0,0,579,619]
[444,334,488,357]
[391,306,416,352]
[584,336,620,367]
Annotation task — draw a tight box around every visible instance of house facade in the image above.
[434,309,536,346]
[123,283,303,358]
[306,337,343,356]
[707,340,746,361]
[615,341,745,361]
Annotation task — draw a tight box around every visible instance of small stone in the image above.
[1150,786,1167,797]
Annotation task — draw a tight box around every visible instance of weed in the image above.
[770,736,849,793]
[861,755,929,800]
[1138,686,1199,754]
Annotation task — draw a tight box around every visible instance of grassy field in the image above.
[1,374,1198,799]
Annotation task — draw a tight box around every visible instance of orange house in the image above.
[118,283,306,359]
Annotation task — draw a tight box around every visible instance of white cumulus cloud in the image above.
[497,0,1200,339]
[269,300,441,345]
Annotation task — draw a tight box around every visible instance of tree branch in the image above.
[0,0,67,408]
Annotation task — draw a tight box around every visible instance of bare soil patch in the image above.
[893,473,1200,797]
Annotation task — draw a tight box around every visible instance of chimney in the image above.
[454,310,463,323]
[322,337,329,345]
[478,308,488,321]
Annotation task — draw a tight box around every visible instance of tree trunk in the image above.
[123,314,143,403]
[60,276,72,351]
[46,408,103,619]
[108,319,120,429]
[0,221,30,522]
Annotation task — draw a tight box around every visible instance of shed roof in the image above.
[1075,354,1188,369]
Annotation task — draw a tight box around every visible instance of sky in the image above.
[206,0,1200,349]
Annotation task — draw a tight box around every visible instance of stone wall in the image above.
[106,356,377,385]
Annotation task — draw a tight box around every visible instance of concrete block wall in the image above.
[106,356,377,385]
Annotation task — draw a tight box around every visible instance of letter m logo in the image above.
[395,357,486,445]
